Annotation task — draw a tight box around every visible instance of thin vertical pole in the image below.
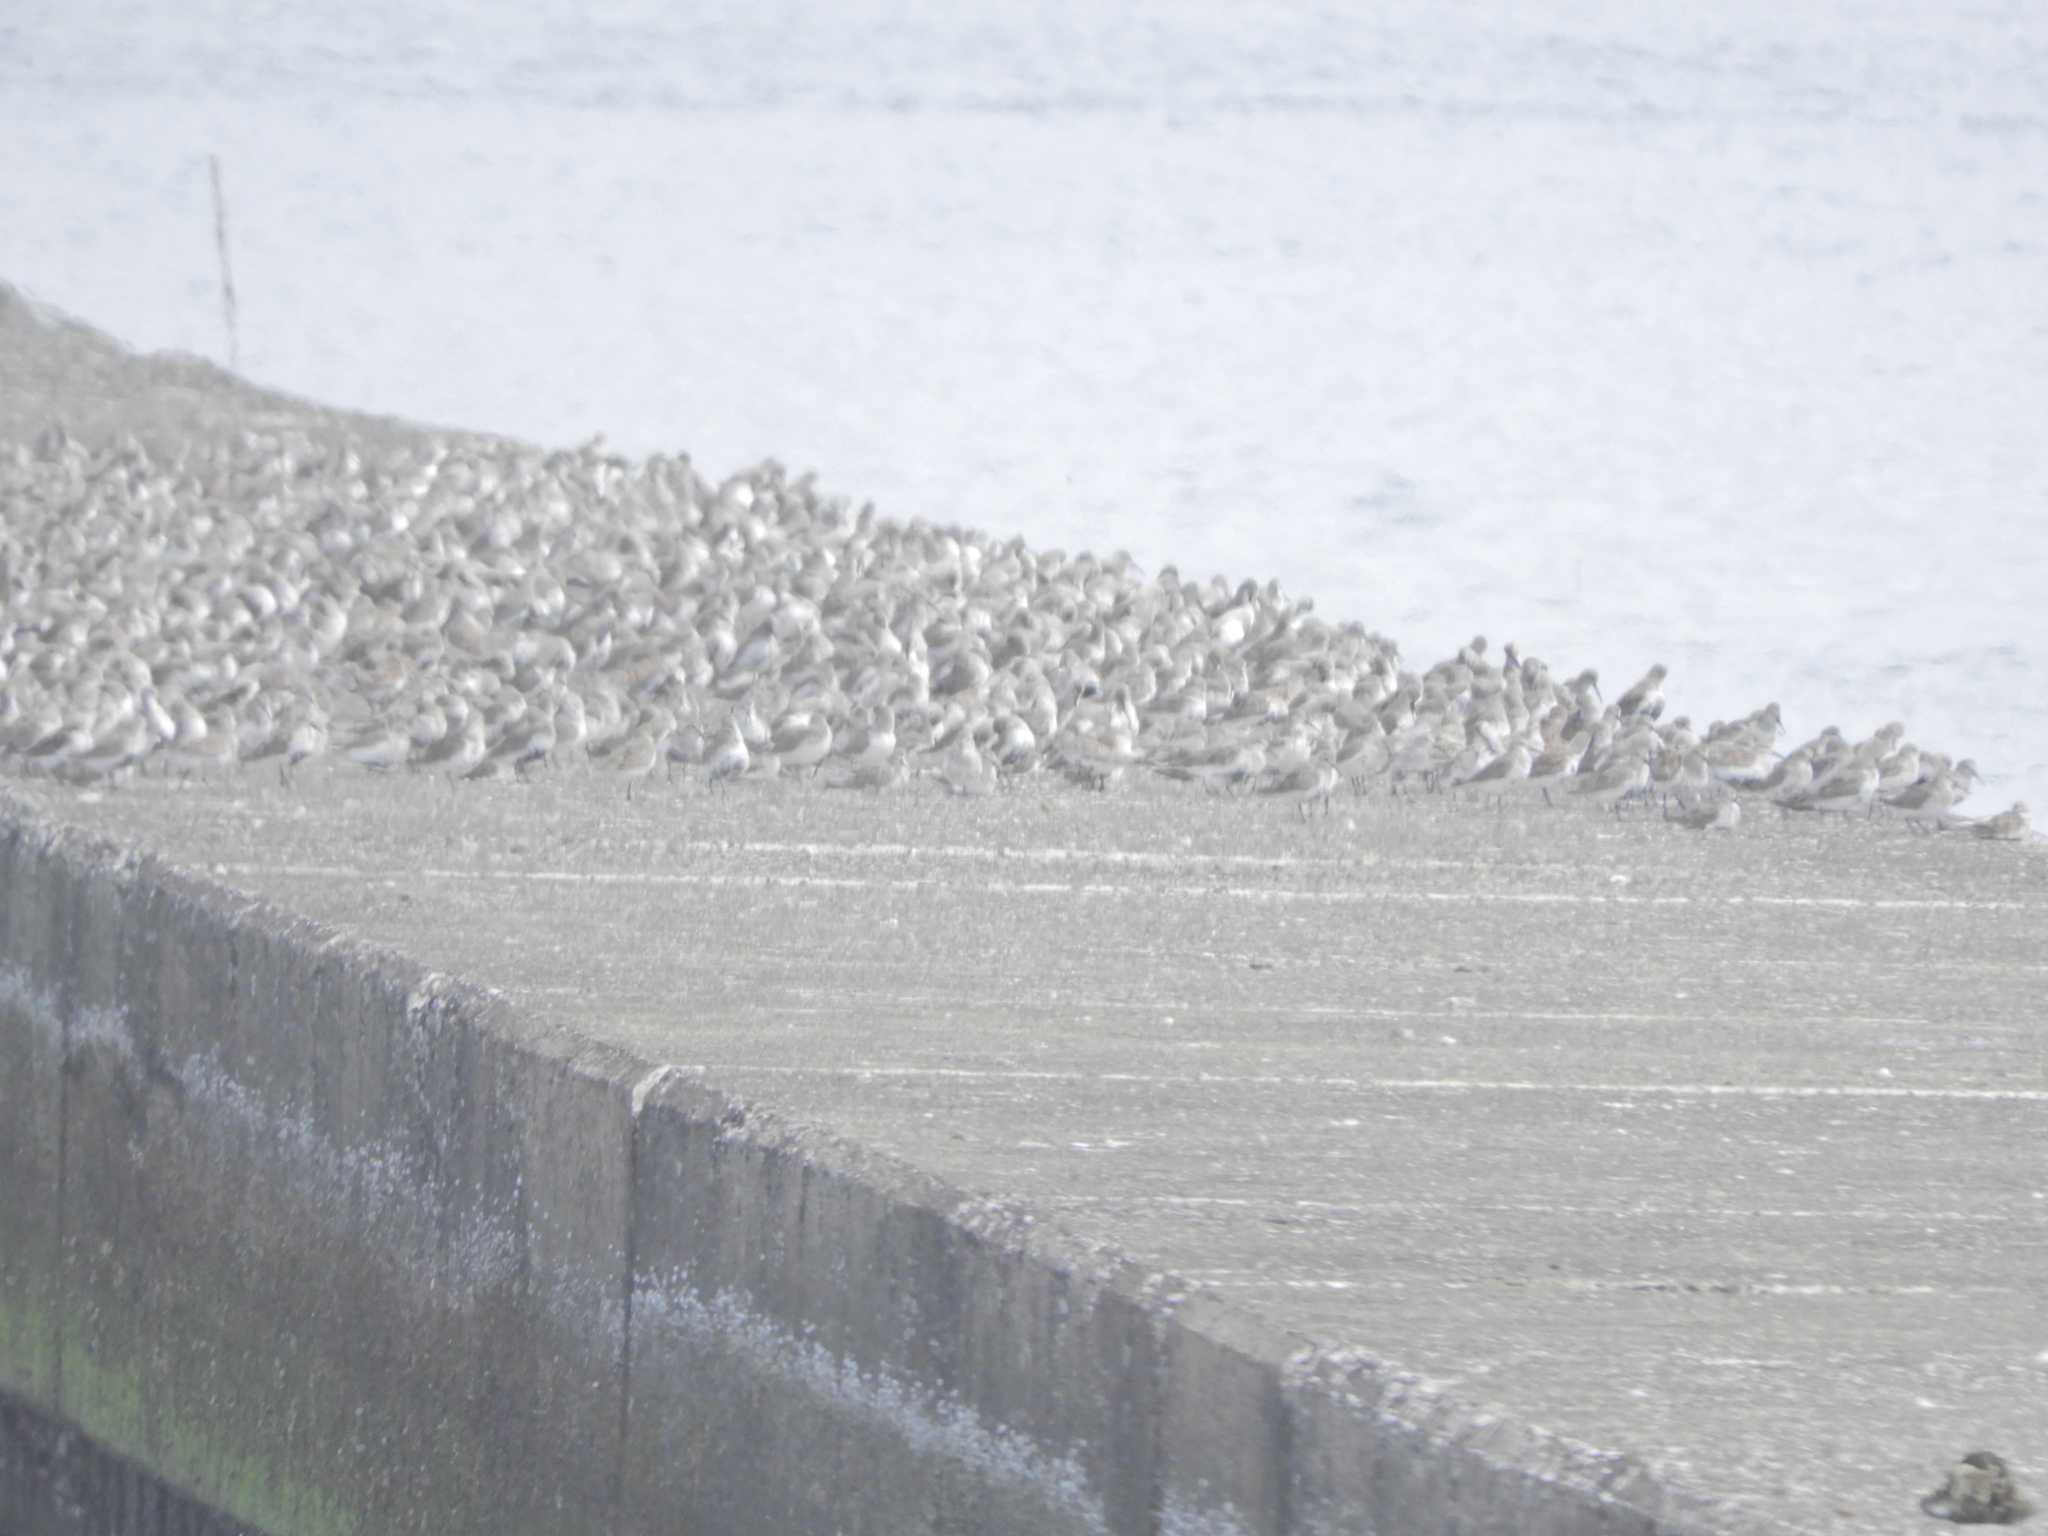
[208,154,241,372]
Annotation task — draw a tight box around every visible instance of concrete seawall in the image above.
[0,785,1746,1535]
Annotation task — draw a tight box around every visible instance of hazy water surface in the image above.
[4,1,2044,808]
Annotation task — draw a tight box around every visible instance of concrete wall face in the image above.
[619,1077,1163,1535]
[0,812,638,1535]
[0,826,72,1406]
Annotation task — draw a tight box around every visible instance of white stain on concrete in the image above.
[0,964,130,1060]
[633,1273,1114,1535]
[681,1061,2048,1103]
[217,859,2041,916]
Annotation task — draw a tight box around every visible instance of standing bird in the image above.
[935,733,996,797]
[1889,767,1968,832]
[281,714,329,784]
[1566,748,1650,813]
[611,729,661,802]
[1258,754,1340,819]
[768,710,832,775]
[1614,663,1668,721]
[834,705,898,771]
[71,715,153,782]
[482,700,558,776]
[704,715,750,788]
[1460,738,1532,802]
[413,713,487,781]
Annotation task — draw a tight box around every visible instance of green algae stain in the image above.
[55,1316,362,1536]
[0,1288,62,1403]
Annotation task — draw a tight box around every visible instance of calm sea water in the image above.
[4,1,2044,811]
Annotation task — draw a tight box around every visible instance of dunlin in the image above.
[1460,738,1532,798]
[282,714,329,783]
[413,714,487,780]
[1614,663,1667,721]
[768,710,832,775]
[1785,761,1878,816]
[1258,755,1339,819]
[1156,734,1266,795]
[936,733,996,797]
[1968,802,2031,841]
[344,722,410,772]
[1566,749,1649,812]
[834,704,897,769]
[1764,753,1816,808]
[1888,769,1967,832]
[1526,732,1588,805]
[705,716,750,787]
[1667,797,1740,832]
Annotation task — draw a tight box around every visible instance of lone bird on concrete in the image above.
[1919,1450,2025,1525]
[1968,802,2031,842]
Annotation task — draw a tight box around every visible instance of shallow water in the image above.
[4,0,2043,810]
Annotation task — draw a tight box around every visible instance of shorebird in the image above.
[412,714,487,781]
[1667,797,1740,832]
[1526,732,1589,805]
[1968,802,2030,841]
[1784,761,1878,816]
[824,758,906,791]
[1947,758,1985,809]
[704,715,750,787]
[1919,1450,2024,1525]
[1332,725,1390,790]
[1889,768,1969,831]
[482,701,558,775]
[767,710,832,775]
[1875,741,1921,798]
[1703,735,1777,787]
[611,728,661,801]
[663,720,706,777]
[935,732,996,797]
[606,712,671,798]
[281,714,329,783]
[989,713,1041,777]
[1566,748,1649,812]
[1156,735,1266,795]
[343,721,410,772]
[70,715,152,782]
[1764,753,1816,809]
[1666,748,1713,809]
[1460,738,1532,801]
[1614,663,1667,721]
[1257,754,1339,819]
[834,704,897,770]
[552,690,589,763]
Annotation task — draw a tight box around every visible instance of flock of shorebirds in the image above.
[0,424,2032,843]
